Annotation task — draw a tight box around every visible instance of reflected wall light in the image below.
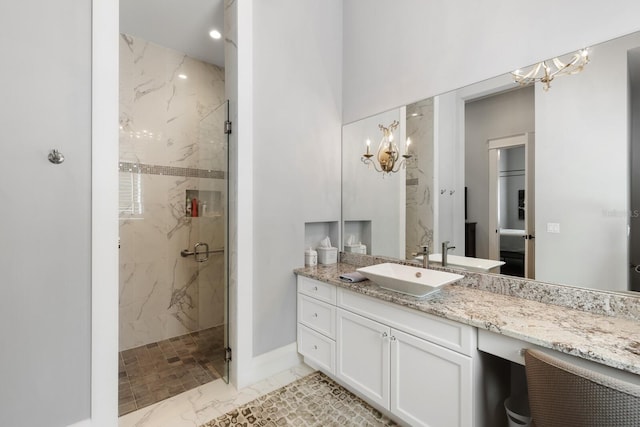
[361,120,412,174]
[512,48,590,91]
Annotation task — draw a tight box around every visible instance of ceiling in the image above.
[119,0,225,67]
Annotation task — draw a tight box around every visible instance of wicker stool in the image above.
[524,349,640,427]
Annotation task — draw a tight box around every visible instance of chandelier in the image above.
[361,120,412,174]
[512,48,589,91]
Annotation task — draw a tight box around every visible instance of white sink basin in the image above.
[425,254,505,273]
[356,263,464,298]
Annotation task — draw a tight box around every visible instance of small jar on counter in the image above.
[304,248,318,267]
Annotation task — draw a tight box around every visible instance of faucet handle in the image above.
[442,241,456,250]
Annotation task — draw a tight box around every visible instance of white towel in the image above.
[339,272,367,283]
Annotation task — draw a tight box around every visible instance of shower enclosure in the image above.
[117,33,229,416]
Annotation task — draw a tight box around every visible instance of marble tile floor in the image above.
[119,326,226,416]
[119,363,315,427]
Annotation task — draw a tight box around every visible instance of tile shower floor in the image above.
[118,326,226,416]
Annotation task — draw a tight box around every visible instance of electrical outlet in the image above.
[546,223,560,233]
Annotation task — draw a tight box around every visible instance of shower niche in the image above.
[185,189,223,218]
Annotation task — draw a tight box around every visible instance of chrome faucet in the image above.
[412,244,430,268]
[442,241,456,267]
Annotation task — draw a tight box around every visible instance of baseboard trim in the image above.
[237,342,302,389]
[67,418,91,427]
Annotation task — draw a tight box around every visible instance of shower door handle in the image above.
[193,242,209,262]
[180,243,224,262]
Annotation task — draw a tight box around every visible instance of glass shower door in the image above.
[186,99,229,384]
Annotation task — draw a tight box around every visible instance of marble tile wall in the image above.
[405,98,435,258]
[119,34,226,351]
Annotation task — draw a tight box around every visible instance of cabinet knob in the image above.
[313,286,318,291]
[381,332,388,338]
[390,336,397,342]
[313,313,318,318]
[313,345,318,350]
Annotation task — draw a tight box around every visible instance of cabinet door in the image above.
[391,329,472,427]
[336,309,390,408]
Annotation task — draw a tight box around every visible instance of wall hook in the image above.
[48,149,65,164]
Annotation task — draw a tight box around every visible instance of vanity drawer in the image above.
[337,288,475,356]
[298,276,337,304]
[298,294,336,339]
[478,329,537,365]
[297,324,335,374]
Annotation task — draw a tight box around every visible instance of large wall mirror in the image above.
[342,30,640,295]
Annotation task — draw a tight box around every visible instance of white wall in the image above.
[343,0,640,123]
[0,0,92,425]
[250,1,343,356]
[535,32,640,291]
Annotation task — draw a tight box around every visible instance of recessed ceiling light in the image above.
[178,74,188,80]
[209,29,222,40]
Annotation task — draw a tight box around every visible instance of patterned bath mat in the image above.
[200,371,397,426]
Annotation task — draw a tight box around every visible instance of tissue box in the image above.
[317,247,338,264]
[344,244,367,254]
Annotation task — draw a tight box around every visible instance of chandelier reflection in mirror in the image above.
[512,48,590,91]
[362,120,412,174]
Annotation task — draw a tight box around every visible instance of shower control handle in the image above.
[48,149,65,164]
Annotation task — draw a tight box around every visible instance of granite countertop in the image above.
[295,263,640,376]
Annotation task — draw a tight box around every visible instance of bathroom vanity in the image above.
[298,274,477,426]
[294,260,640,427]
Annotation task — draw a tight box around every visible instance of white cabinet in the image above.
[298,294,336,339]
[297,323,335,373]
[297,276,337,374]
[391,329,472,427]
[336,308,473,427]
[296,275,477,426]
[336,308,390,408]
